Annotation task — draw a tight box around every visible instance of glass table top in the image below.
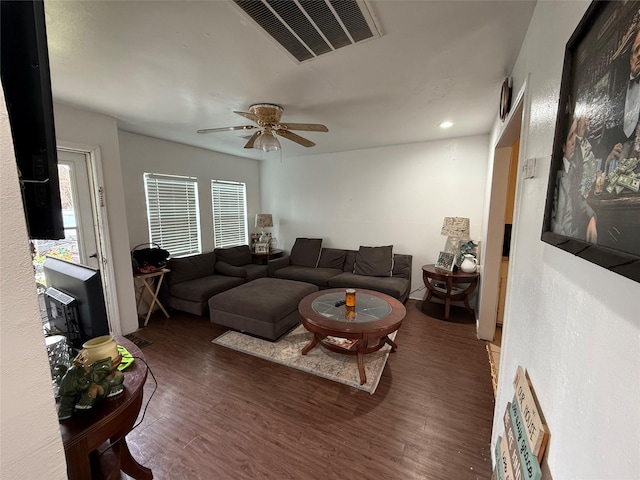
[311,291,392,323]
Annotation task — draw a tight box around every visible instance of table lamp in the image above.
[255,214,273,244]
[440,216,470,257]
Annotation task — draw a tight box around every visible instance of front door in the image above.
[32,149,99,280]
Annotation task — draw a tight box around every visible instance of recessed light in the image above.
[439,121,454,129]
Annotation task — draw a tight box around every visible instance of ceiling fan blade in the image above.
[276,129,315,147]
[244,131,261,149]
[197,125,255,134]
[234,111,260,123]
[279,122,328,132]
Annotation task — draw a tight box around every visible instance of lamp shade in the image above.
[440,217,470,238]
[255,214,273,229]
[254,130,281,152]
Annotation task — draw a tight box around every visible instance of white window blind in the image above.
[144,173,201,257]
[211,180,248,248]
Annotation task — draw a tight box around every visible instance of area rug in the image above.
[212,325,396,394]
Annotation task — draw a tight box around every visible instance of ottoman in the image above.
[208,278,318,341]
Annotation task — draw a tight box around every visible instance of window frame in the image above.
[211,179,248,248]
[143,173,201,257]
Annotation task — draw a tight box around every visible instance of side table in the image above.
[251,248,283,265]
[59,336,152,480]
[421,264,479,320]
[134,268,170,326]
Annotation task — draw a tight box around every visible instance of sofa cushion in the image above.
[214,245,251,266]
[240,263,269,281]
[392,254,412,279]
[343,250,357,273]
[327,272,410,301]
[214,261,246,278]
[317,248,347,269]
[274,265,342,288]
[169,274,244,303]
[290,238,322,267]
[354,245,393,277]
[166,252,216,286]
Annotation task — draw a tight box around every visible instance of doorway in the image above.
[32,146,119,334]
[477,87,525,342]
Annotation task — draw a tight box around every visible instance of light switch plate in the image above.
[523,157,536,179]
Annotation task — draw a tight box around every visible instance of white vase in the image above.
[460,254,478,273]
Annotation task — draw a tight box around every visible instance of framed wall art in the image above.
[542,0,640,283]
[435,251,456,272]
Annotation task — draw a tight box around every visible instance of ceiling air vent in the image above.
[233,0,381,63]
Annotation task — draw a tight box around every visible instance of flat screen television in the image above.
[1,0,63,240]
[43,257,109,347]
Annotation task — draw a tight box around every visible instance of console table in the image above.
[421,264,479,320]
[59,336,152,480]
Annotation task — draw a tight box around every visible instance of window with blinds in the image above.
[144,173,201,257]
[211,180,248,248]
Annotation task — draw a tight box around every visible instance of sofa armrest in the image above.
[268,255,290,277]
[215,261,247,279]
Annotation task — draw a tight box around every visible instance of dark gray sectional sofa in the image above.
[161,246,268,316]
[160,240,412,319]
[269,239,412,303]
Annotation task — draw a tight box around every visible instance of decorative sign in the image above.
[508,401,542,480]
[503,403,526,480]
[513,366,549,458]
[493,366,550,480]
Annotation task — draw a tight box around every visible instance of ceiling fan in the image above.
[197,103,328,152]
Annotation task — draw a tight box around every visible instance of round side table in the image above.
[421,264,479,320]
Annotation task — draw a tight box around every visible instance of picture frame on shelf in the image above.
[435,251,456,272]
[255,243,269,254]
[541,0,640,283]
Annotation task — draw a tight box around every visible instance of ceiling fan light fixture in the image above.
[254,130,281,152]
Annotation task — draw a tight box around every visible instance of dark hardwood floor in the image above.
[124,300,495,480]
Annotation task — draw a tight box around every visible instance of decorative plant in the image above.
[459,240,477,257]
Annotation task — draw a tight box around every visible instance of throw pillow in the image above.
[290,238,322,267]
[317,248,347,269]
[215,261,247,279]
[214,245,251,266]
[354,245,393,277]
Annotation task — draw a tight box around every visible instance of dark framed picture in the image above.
[435,251,456,272]
[542,0,640,283]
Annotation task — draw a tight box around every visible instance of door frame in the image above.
[477,79,528,341]
[57,141,121,335]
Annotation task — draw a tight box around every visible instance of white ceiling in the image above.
[44,0,536,160]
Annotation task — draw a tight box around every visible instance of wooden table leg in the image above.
[140,273,169,326]
[356,349,367,385]
[301,335,319,355]
[385,335,398,352]
[115,438,153,480]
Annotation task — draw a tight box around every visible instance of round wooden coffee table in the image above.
[298,288,406,385]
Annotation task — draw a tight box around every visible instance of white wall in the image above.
[493,2,640,479]
[1,88,67,478]
[118,131,261,253]
[260,136,490,299]
[53,103,139,336]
